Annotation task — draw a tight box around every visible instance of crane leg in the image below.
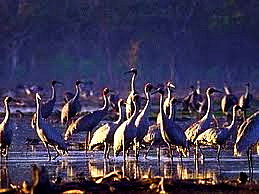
[53,146,60,160]
[157,144,161,162]
[249,148,253,180]
[106,144,110,159]
[217,145,221,162]
[144,140,154,159]
[104,142,108,159]
[45,144,51,161]
[199,145,204,161]
[168,144,173,162]
[123,137,126,162]
[247,149,251,179]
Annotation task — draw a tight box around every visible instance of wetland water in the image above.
[0,108,259,188]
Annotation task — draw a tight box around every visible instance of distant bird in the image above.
[156,81,175,124]
[182,85,202,113]
[31,80,63,128]
[234,111,259,178]
[135,83,154,159]
[89,98,125,159]
[195,105,241,162]
[114,94,141,161]
[238,83,253,121]
[61,80,84,125]
[34,93,68,161]
[153,88,188,160]
[185,87,222,144]
[124,68,140,119]
[64,88,110,153]
[221,84,238,118]
[0,97,15,159]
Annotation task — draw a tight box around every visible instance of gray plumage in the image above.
[221,84,238,116]
[89,98,125,159]
[125,68,140,119]
[0,97,14,159]
[35,93,68,161]
[113,94,141,160]
[196,105,241,161]
[185,87,222,144]
[61,80,83,125]
[64,88,110,140]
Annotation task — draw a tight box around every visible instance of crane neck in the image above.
[224,86,231,95]
[129,100,139,122]
[3,101,10,123]
[159,93,165,120]
[203,92,212,120]
[114,102,124,124]
[36,98,42,126]
[245,85,249,98]
[73,84,80,101]
[131,73,137,93]
[101,93,109,111]
[167,87,171,100]
[168,102,176,121]
[142,90,151,115]
[227,108,237,130]
[50,85,56,101]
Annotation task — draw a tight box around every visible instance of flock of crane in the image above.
[0,68,258,179]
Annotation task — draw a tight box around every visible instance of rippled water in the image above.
[0,111,258,188]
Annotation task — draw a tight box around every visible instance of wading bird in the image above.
[61,80,84,125]
[185,87,222,144]
[64,88,110,153]
[135,83,154,160]
[221,84,238,118]
[239,83,253,121]
[153,88,188,161]
[234,111,259,179]
[31,80,63,128]
[35,93,68,161]
[195,105,241,162]
[89,98,125,159]
[124,68,140,119]
[0,97,17,159]
[114,94,141,161]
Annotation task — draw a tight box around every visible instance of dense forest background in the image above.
[0,0,258,90]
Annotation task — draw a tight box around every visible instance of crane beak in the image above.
[214,89,223,93]
[151,89,159,95]
[124,70,132,75]
[168,83,175,89]
[56,81,64,86]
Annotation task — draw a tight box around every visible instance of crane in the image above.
[153,87,188,161]
[0,97,16,159]
[185,87,222,144]
[195,105,241,162]
[221,84,238,118]
[64,88,110,153]
[31,80,63,128]
[238,83,253,121]
[34,93,68,161]
[234,111,259,179]
[134,83,155,160]
[61,80,84,125]
[124,68,140,119]
[113,94,141,161]
[89,98,125,159]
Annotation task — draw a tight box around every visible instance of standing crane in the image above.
[195,105,241,162]
[153,88,188,161]
[0,97,17,159]
[221,84,238,119]
[234,111,259,179]
[89,98,125,159]
[185,87,222,144]
[113,94,141,161]
[156,81,175,124]
[61,80,84,125]
[64,88,110,153]
[238,83,252,121]
[124,68,140,119]
[31,80,63,128]
[134,83,155,160]
[34,93,68,161]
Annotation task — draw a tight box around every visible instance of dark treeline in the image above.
[0,0,258,90]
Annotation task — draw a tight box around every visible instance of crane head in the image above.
[207,87,222,95]
[35,93,42,101]
[76,80,84,86]
[103,88,110,95]
[166,81,175,89]
[118,98,126,107]
[52,80,63,86]
[4,96,13,103]
[245,82,250,87]
[145,83,153,92]
[124,67,137,75]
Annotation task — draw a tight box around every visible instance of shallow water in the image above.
[0,111,259,188]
